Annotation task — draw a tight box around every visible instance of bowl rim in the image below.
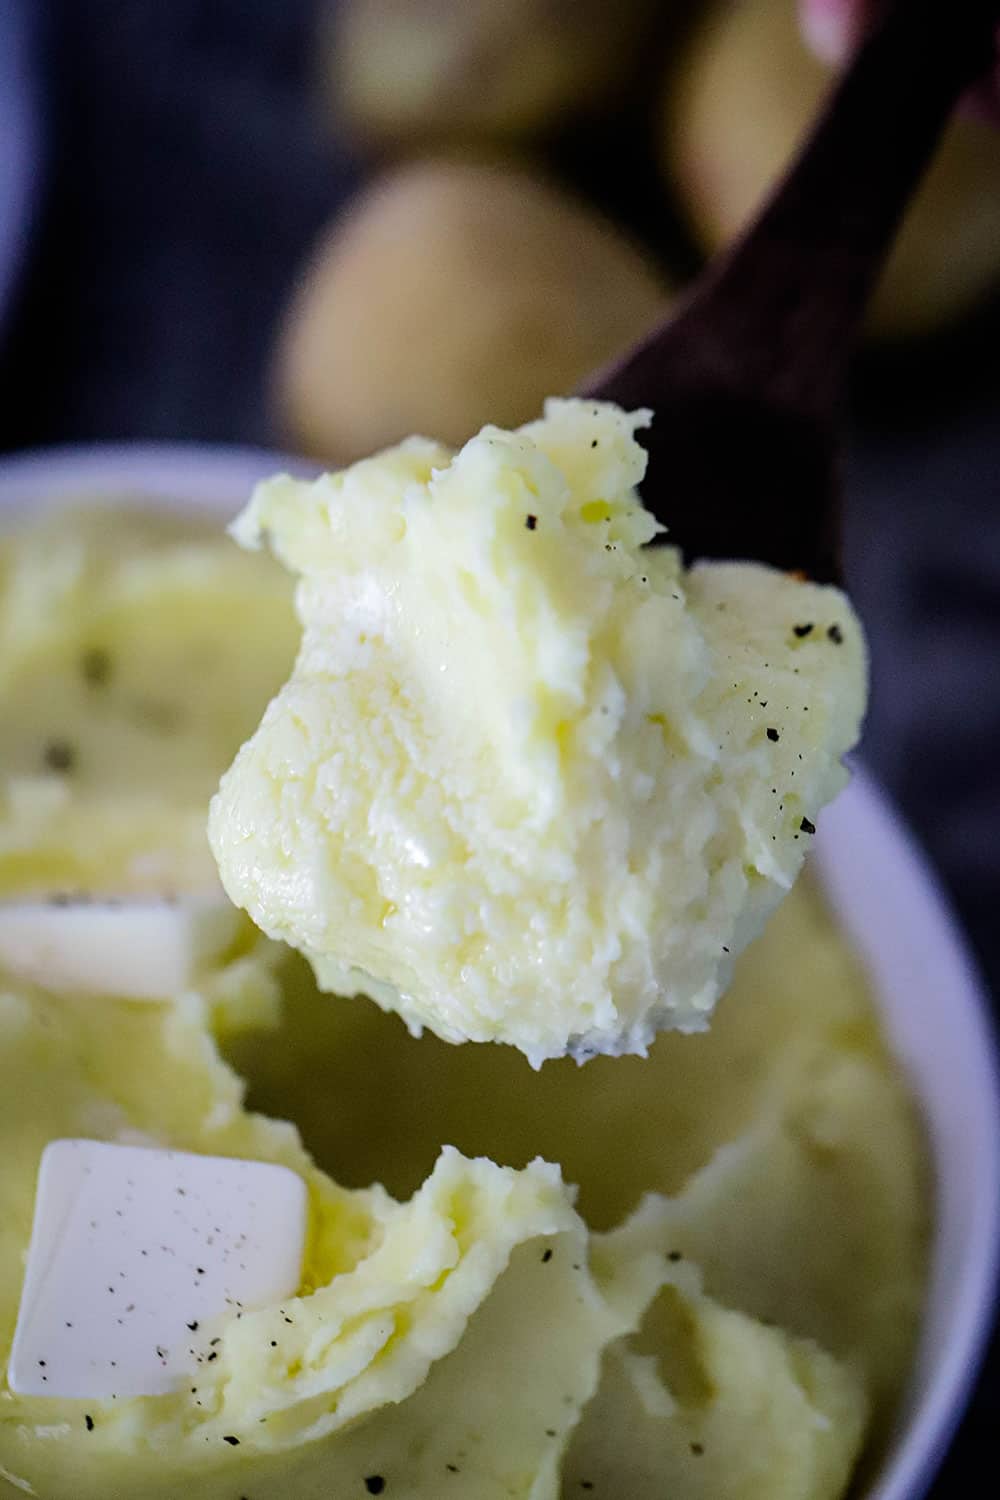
[0,439,997,1500]
[0,441,318,509]
[816,769,1000,1499]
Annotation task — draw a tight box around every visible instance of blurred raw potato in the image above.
[663,0,1000,337]
[326,0,657,144]
[275,160,669,461]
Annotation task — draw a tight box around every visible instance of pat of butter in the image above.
[8,1140,308,1399]
[0,899,242,1000]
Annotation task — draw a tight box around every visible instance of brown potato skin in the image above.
[274,159,670,462]
[325,0,658,145]
[662,0,1000,338]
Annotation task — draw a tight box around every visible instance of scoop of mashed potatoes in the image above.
[209,398,867,1063]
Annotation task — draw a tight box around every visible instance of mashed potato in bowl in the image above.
[0,449,928,1499]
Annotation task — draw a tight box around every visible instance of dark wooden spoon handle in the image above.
[589,0,999,417]
[583,0,998,582]
[590,0,995,414]
[712,0,999,411]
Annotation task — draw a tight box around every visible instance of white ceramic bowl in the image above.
[0,443,997,1500]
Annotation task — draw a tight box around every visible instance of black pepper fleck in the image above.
[766,727,780,742]
[541,1248,553,1263]
[43,739,76,773]
[546,1429,557,1437]
[581,1485,594,1492]
[690,1442,705,1456]
[827,623,844,644]
[222,1435,240,1446]
[800,816,816,835]
[81,648,113,687]
[793,623,814,638]
[525,515,538,531]
[364,1478,386,1495]
[133,698,182,732]
[668,1250,682,1262]
[84,1414,94,1431]
[446,1465,459,1474]
[187,1321,199,1331]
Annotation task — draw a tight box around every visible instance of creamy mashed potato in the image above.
[209,399,866,1063]
[0,498,922,1500]
[0,962,867,1500]
[224,875,927,1425]
[0,983,636,1497]
[0,505,300,898]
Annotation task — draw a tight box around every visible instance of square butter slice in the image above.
[0,899,242,1000]
[9,1140,307,1399]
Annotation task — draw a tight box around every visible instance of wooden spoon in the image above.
[583,0,999,582]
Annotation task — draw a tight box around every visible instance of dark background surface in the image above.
[0,0,997,1490]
